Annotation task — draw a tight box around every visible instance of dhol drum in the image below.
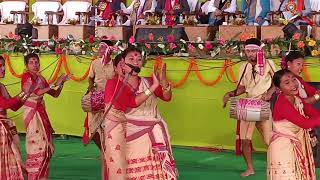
[230,97,270,121]
[81,91,105,112]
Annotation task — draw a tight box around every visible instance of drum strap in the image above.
[233,63,249,95]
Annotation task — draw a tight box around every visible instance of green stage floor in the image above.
[17,136,320,180]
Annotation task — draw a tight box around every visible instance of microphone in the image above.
[125,63,141,73]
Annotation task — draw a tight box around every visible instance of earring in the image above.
[288,66,290,68]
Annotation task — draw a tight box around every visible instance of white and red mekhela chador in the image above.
[125,77,178,180]
[267,95,318,180]
[21,72,54,180]
[0,84,24,180]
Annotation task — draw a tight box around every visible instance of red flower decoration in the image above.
[145,43,151,49]
[129,36,135,44]
[89,35,95,44]
[205,42,213,50]
[292,33,301,40]
[166,35,175,43]
[55,48,63,55]
[297,41,305,49]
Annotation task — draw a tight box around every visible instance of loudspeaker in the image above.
[135,27,189,43]
[15,23,37,39]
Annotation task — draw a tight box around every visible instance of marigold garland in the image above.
[3,54,24,78]
[3,54,93,82]
[3,55,316,87]
[193,58,226,86]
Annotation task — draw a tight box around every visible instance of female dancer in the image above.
[283,51,320,104]
[267,69,320,180]
[21,53,69,180]
[0,55,28,180]
[113,52,177,179]
[101,47,159,180]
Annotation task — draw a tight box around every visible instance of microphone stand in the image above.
[87,69,134,143]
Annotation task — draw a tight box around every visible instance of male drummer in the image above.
[222,38,276,177]
[83,41,115,149]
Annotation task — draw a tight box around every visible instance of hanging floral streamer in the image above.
[3,54,316,87]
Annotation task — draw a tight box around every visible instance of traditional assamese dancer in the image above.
[223,38,276,177]
[267,69,320,180]
[21,53,69,180]
[101,47,160,180]
[82,41,116,149]
[112,57,178,179]
[0,55,28,180]
[282,51,320,165]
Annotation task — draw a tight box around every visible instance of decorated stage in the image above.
[2,54,320,150]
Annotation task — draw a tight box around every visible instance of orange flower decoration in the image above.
[239,33,249,42]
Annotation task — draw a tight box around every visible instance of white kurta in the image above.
[203,0,236,14]
[122,0,157,25]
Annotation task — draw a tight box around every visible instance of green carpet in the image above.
[17,136,320,179]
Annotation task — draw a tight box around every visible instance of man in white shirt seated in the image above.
[311,0,320,25]
[201,0,237,25]
[31,0,62,24]
[59,0,92,24]
[0,0,27,23]
[187,0,199,14]
[122,0,157,25]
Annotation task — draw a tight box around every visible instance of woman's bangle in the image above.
[18,92,25,98]
[162,84,171,92]
[314,94,320,101]
[49,84,56,89]
[144,89,152,96]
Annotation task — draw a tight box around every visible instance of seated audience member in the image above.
[241,0,270,26]
[122,0,157,25]
[201,0,237,25]
[279,0,312,25]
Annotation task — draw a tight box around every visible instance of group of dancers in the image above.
[0,37,320,180]
[223,38,320,179]
[0,43,177,180]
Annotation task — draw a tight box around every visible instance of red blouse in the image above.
[273,94,320,129]
[0,94,21,112]
[296,76,317,97]
[21,72,49,96]
[104,76,138,112]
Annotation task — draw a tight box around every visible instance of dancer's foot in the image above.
[240,169,255,177]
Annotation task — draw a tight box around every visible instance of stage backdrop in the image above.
[2,54,319,151]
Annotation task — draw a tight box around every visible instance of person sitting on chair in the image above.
[97,0,127,21]
[241,0,270,26]
[122,0,157,25]
[279,0,312,25]
[155,0,190,25]
[311,0,320,25]
[201,0,237,26]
